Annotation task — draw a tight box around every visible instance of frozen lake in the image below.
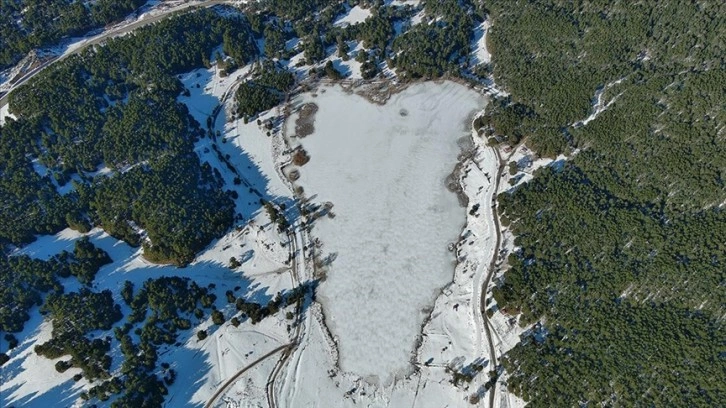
[292,81,486,384]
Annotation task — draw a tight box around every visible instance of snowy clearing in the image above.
[0,101,15,126]
[334,5,372,27]
[575,78,626,127]
[471,21,492,65]
[386,0,422,5]
[411,9,427,26]
[287,82,485,384]
[502,143,571,189]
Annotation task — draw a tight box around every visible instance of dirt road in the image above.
[480,145,507,408]
[204,343,294,408]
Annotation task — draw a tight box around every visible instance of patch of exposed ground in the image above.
[294,102,318,137]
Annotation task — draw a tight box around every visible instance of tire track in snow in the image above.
[204,343,294,408]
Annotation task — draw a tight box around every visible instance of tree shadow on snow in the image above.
[191,87,298,226]
[2,377,85,408]
[332,59,353,77]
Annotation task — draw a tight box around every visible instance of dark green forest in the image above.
[483,0,725,406]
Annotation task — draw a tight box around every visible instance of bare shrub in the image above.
[292,148,310,166]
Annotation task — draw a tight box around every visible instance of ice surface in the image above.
[293,82,485,384]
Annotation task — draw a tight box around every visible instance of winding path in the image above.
[265,219,312,408]
[479,142,520,408]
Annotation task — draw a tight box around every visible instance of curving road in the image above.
[265,221,310,408]
[481,145,504,408]
[479,142,518,408]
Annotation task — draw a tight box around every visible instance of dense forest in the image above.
[392,0,481,79]
[2,0,723,406]
[235,61,295,119]
[483,0,725,405]
[0,0,147,70]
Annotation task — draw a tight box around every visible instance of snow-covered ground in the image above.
[411,9,427,26]
[502,144,570,189]
[0,101,15,126]
[317,41,365,79]
[575,78,626,127]
[1,217,297,407]
[178,64,291,209]
[471,21,492,66]
[288,82,484,384]
[333,5,372,27]
[386,0,422,6]
[215,349,279,406]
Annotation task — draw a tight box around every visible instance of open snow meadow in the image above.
[289,82,485,384]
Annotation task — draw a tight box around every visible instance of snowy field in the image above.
[471,21,492,66]
[288,82,485,384]
[333,5,372,27]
